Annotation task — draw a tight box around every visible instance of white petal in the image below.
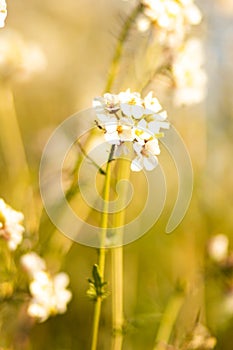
[137,119,147,130]
[120,103,132,117]
[148,121,169,133]
[54,273,70,289]
[143,156,158,171]
[105,131,120,145]
[145,139,160,155]
[93,97,104,108]
[152,111,167,121]
[96,114,109,123]
[131,157,143,172]
[28,302,49,322]
[132,105,144,119]
[133,142,143,155]
[105,123,117,133]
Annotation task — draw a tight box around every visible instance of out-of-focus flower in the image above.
[187,323,217,350]
[0,0,7,28]
[93,90,169,172]
[139,0,202,46]
[22,252,72,322]
[172,38,207,106]
[208,234,229,262]
[27,270,72,323]
[20,252,46,277]
[0,29,47,81]
[0,198,24,251]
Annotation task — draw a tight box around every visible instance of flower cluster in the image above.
[93,89,169,171]
[0,0,7,28]
[0,198,24,250]
[21,252,72,323]
[172,38,207,106]
[139,0,202,46]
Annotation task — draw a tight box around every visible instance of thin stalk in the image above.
[0,84,36,230]
[76,141,106,175]
[91,145,115,350]
[111,159,131,350]
[104,4,142,93]
[153,291,185,350]
[0,85,28,174]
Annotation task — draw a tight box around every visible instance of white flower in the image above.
[0,198,24,250]
[208,234,229,262]
[93,93,120,116]
[119,89,145,119]
[21,252,46,277]
[28,271,72,323]
[131,139,160,171]
[172,38,207,106]
[0,0,7,28]
[96,113,134,145]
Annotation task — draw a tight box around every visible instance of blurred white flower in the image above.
[0,0,7,28]
[28,271,72,322]
[21,252,46,277]
[187,323,217,350]
[0,29,47,81]
[0,198,24,251]
[172,38,207,106]
[208,234,229,262]
[93,90,169,172]
[136,15,151,32]
[139,0,202,46]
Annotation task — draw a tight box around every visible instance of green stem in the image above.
[104,3,142,93]
[91,145,115,350]
[76,141,106,175]
[111,159,131,350]
[153,291,185,350]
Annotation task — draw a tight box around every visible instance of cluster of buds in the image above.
[21,252,72,323]
[93,89,169,171]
